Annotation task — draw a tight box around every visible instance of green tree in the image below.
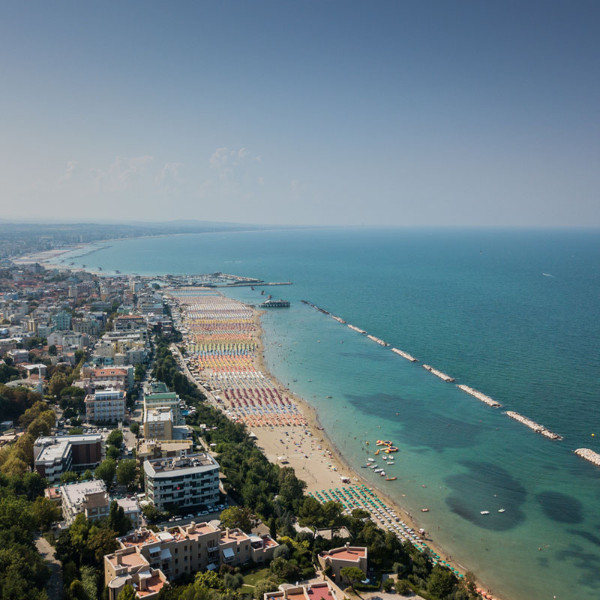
[107,446,120,460]
[106,429,123,448]
[60,471,80,485]
[88,526,119,563]
[117,585,137,600]
[129,422,140,436]
[340,567,366,597]
[49,371,68,397]
[141,504,164,524]
[48,345,58,356]
[31,496,61,531]
[427,565,456,599]
[270,556,300,581]
[116,459,138,489]
[109,501,132,536]
[94,458,116,488]
[219,506,253,532]
[254,578,281,599]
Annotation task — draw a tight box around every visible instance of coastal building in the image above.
[136,439,193,464]
[318,546,368,585]
[62,479,110,525]
[105,523,278,598]
[34,433,105,484]
[263,581,342,600]
[85,388,126,423]
[143,408,174,441]
[143,389,182,425]
[143,453,219,511]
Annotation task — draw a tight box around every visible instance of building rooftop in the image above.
[144,453,218,477]
[108,551,149,570]
[220,528,249,544]
[62,480,108,508]
[120,529,160,549]
[146,409,173,423]
[321,547,367,562]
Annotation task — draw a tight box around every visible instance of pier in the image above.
[456,384,501,407]
[348,324,367,334]
[505,411,563,440]
[391,347,418,362]
[422,364,455,382]
[367,334,389,347]
[574,448,600,467]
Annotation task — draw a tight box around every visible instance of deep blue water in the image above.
[56,228,600,600]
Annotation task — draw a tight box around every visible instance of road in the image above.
[36,534,64,600]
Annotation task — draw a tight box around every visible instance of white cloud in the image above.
[58,160,78,183]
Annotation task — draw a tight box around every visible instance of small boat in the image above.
[367,458,375,462]
[480,511,490,515]
[374,468,383,473]
[386,477,397,481]
[380,471,386,477]
[421,508,430,512]
[498,508,505,513]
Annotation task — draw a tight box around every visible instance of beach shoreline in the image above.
[174,290,498,597]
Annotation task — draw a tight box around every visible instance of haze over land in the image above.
[1,1,599,227]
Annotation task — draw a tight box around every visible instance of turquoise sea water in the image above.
[56,228,600,600]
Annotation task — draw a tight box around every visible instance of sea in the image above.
[54,227,600,600]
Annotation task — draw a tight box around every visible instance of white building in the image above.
[62,479,110,525]
[143,453,219,511]
[143,390,182,425]
[86,388,126,423]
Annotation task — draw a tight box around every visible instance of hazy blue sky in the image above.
[1,1,598,227]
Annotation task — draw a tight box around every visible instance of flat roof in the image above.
[62,480,107,506]
[144,453,218,477]
[324,547,366,561]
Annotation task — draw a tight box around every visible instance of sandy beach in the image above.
[169,288,481,593]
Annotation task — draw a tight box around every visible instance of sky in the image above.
[1,0,599,227]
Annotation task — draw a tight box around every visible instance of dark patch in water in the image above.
[536,556,550,569]
[347,392,480,451]
[554,544,600,588]
[536,491,583,524]
[444,460,526,531]
[567,528,600,547]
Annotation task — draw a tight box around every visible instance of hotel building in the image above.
[143,453,219,511]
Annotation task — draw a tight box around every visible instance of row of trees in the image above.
[0,469,61,599]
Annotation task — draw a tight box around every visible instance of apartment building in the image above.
[85,388,126,423]
[317,546,368,585]
[143,408,174,441]
[105,522,278,599]
[34,433,105,484]
[143,390,182,425]
[62,479,110,525]
[143,454,219,511]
